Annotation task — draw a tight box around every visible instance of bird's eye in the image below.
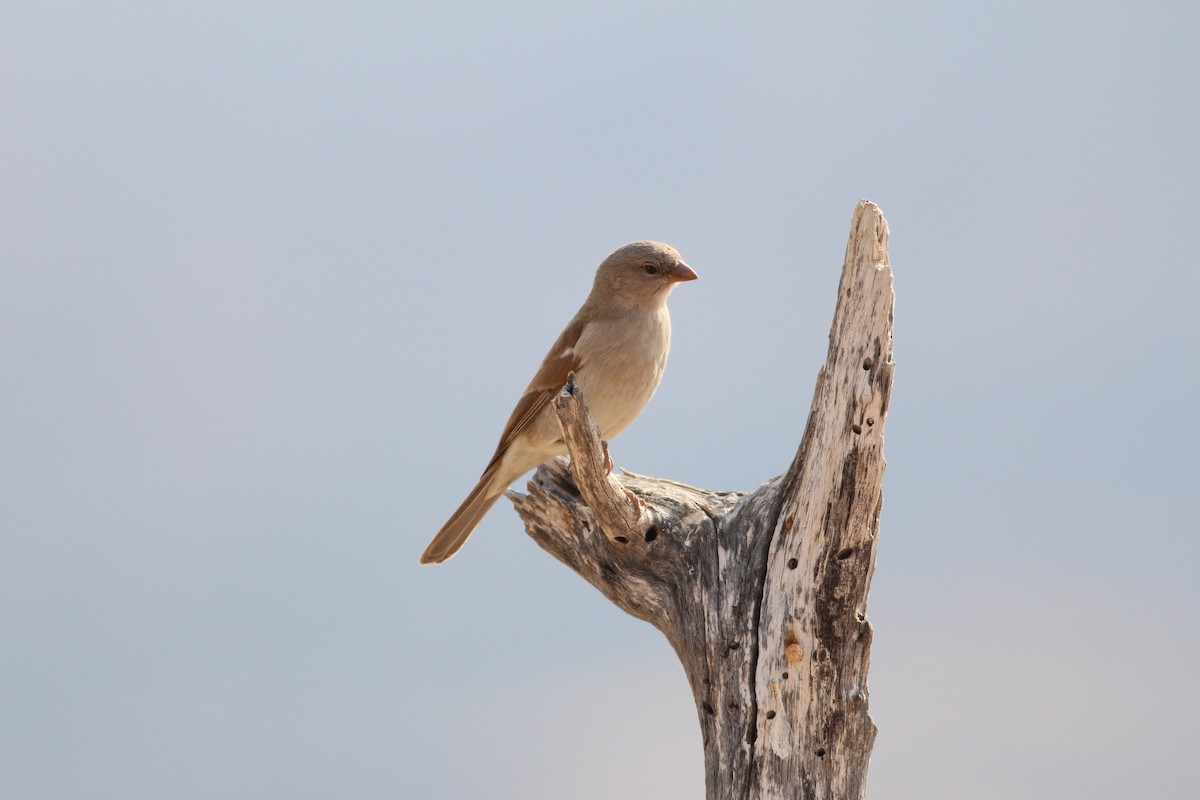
[643,264,659,275]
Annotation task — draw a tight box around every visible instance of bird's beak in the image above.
[669,261,699,282]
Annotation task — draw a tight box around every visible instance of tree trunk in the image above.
[510,200,895,800]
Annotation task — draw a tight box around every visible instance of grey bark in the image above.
[509,201,895,800]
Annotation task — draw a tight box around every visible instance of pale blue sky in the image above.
[3,3,1197,798]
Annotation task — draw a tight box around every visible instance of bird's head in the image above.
[591,241,698,308]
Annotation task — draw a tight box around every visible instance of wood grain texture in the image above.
[509,201,894,799]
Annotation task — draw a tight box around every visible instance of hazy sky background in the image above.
[3,2,1197,798]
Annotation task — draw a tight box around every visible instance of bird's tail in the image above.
[420,466,504,564]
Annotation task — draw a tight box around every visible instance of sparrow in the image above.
[420,241,697,564]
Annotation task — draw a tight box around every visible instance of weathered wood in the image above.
[552,376,648,545]
[509,200,894,800]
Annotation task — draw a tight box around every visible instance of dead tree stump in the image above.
[510,201,895,800]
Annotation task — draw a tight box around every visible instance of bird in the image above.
[420,241,697,564]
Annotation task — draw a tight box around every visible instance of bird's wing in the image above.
[484,315,587,472]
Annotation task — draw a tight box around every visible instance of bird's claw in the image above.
[601,440,614,476]
[624,488,647,520]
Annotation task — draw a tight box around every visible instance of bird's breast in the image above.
[573,306,671,440]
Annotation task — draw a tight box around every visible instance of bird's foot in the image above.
[624,488,647,520]
[601,440,614,476]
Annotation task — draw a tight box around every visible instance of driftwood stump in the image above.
[509,201,895,800]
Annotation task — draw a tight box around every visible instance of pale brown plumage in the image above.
[420,241,697,564]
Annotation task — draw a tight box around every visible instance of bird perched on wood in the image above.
[420,241,697,564]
